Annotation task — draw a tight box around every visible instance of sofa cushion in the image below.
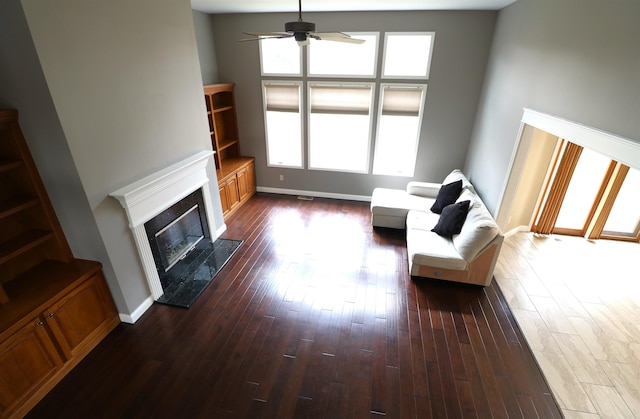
[452,203,499,261]
[443,169,476,193]
[430,180,463,214]
[406,211,467,270]
[431,200,470,238]
[406,181,441,198]
[371,188,435,217]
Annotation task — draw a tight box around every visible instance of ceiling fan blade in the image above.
[243,31,291,37]
[313,33,366,44]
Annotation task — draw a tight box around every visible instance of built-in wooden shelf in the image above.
[0,109,120,418]
[0,230,53,266]
[0,160,21,173]
[203,83,256,220]
[0,196,39,220]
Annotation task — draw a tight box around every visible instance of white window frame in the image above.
[262,80,304,169]
[307,81,375,174]
[307,32,380,79]
[381,32,435,80]
[372,83,428,177]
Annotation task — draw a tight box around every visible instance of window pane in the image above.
[309,114,370,172]
[308,33,378,77]
[373,115,420,176]
[373,85,426,176]
[265,111,302,167]
[383,33,434,79]
[263,82,302,167]
[308,83,372,172]
[555,148,611,230]
[260,37,301,75]
[603,167,640,236]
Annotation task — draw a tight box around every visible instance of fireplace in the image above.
[110,151,219,300]
[145,189,209,274]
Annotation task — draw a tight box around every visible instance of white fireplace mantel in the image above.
[110,150,217,300]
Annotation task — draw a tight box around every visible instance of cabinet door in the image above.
[225,176,240,210]
[43,272,117,360]
[0,319,63,418]
[246,162,256,195]
[236,162,256,202]
[219,183,230,216]
[236,166,250,201]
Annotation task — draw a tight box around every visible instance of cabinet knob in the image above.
[47,313,55,318]
[36,321,44,327]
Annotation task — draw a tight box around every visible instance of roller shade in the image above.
[265,84,300,112]
[381,86,424,117]
[310,84,372,115]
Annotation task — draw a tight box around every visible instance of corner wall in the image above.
[465,0,640,216]
[193,10,220,85]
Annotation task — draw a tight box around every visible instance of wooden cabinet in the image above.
[203,84,256,220]
[217,158,256,219]
[41,271,117,361]
[0,318,62,418]
[0,110,120,418]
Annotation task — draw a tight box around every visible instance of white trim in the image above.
[503,225,529,238]
[494,120,529,227]
[119,296,154,324]
[521,109,640,169]
[109,151,217,300]
[216,223,227,237]
[257,186,371,202]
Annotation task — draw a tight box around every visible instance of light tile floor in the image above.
[496,232,640,418]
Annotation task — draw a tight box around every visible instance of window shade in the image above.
[381,87,423,116]
[265,84,300,112]
[310,85,372,115]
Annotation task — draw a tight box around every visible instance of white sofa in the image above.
[371,170,503,286]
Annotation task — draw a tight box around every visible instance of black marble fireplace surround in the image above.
[144,190,241,307]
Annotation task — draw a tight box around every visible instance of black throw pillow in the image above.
[430,179,463,214]
[431,200,471,238]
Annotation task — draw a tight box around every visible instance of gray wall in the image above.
[0,0,126,307]
[210,11,497,196]
[7,0,221,316]
[465,0,640,215]
[193,10,220,84]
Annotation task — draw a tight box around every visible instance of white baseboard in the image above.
[504,225,530,238]
[257,186,371,202]
[216,223,227,238]
[119,295,154,324]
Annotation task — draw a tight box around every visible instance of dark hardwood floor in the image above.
[27,193,561,418]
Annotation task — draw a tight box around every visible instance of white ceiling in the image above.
[191,0,518,14]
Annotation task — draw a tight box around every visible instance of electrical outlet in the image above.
[279,175,284,181]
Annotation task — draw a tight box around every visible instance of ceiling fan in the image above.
[241,0,365,46]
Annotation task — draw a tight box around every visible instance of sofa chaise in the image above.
[371,170,503,286]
